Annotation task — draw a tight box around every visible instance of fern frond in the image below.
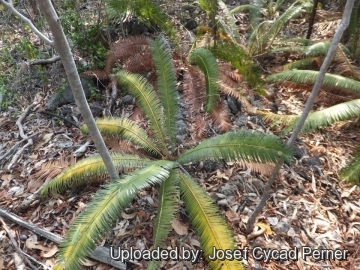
[179,172,244,270]
[177,130,293,165]
[148,170,179,270]
[116,71,168,151]
[150,36,179,151]
[340,146,360,184]
[81,117,163,157]
[267,70,360,94]
[39,153,151,196]
[58,160,175,270]
[189,48,219,113]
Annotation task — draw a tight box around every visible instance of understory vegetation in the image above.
[0,0,359,270]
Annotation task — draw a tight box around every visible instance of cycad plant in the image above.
[40,36,293,270]
[231,0,312,56]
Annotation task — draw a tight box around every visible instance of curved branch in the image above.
[0,0,53,46]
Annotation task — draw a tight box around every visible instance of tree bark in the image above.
[246,0,355,234]
[37,0,119,180]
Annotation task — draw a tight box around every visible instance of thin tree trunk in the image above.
[306,0,319,39]
[37,1,119,180]
[246,0,355,234]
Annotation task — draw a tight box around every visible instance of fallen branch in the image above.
[29,56,61,66]
[7,103,36,170]
[0,208,126,270]
[246,0,355,234]
[0,217,40,270]
[0,132,41,167]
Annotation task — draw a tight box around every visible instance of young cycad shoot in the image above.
[40,36,293,270]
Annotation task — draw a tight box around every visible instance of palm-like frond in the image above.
[230,4,261,15]
[248,2,308,55]
[189,48,219,113]
[148,170,179,270]
[150,36,179,151]
[40,153,151,196]
[81,117,163,157]
[283,57,320,70]
[58,160,175,270]
[209,42,264,94]
[340,146,360,184]
[179,172,244,270]
[263,99,360,133]
[177,130,293,165]
[260,111,299,129]
[271,42,350,57]
[198,0,217,23]
[291,99,360,132]
[267,70,360,94]
[116,71,168,151]
[107,0,177,44]
[218,0,240,42]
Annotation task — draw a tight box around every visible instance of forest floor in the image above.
[0,1,359,270]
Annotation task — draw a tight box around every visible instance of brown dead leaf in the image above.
[171,218,188,235]
[216,170,229,181]
[28,153,74,192]
[225,210,239,222]
[40,245,58,258]
[1,174,14,181]
[26,235,58,258]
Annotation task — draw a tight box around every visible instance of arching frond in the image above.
[209,42,264,94]
[249,1,310,55]
[198,0,217,23]
[107,0,177,44]
[218,0,240,42]
[177,130,293,165]
[58,160,175,270]
[179,172,244,270]
[291,99,360,132]
[267,70,360,94]
[340,147,360,184]
[304,41,331,56]
[230,4,261,15]
[150,36,179,151]
[272,42,350,57]
[260,111,299,128]
[189,48,219,113]
[81,117,163,157]
[40,153,151,196]
[116,71,168,150]
[148,170,179,270]
[284,57,320,70]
